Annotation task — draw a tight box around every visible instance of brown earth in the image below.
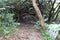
[1,23,44,40]
[17,23,44,40]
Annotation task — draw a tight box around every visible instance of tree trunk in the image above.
[31,0,46,30]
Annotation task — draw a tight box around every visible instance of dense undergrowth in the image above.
[34,21,60,40]
[0,0,20,37]
[0,0,60,40]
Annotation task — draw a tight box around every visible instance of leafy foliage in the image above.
[34,21,60,40]
[34,21,53,40]
[34,21,41,29]
[0,0,20,37]
[40,30,52,40]
[0,8,20,36]
[46,24,60,40]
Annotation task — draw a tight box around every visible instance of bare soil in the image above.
[17,23,44,40]
[1,23,44,40]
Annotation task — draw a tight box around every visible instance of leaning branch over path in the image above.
[31,0,46,30]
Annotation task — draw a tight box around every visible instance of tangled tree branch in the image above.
[31,0,46,30]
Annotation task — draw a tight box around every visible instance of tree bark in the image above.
[31,0,46,30]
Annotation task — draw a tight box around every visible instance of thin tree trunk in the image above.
[31,0,46,30]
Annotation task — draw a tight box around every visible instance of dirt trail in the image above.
[17,23,44,40]
[1,23,44,40]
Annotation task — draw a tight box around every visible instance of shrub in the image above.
[0,8,20,36]
[0,0,20,37]
[34,21,60,40]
